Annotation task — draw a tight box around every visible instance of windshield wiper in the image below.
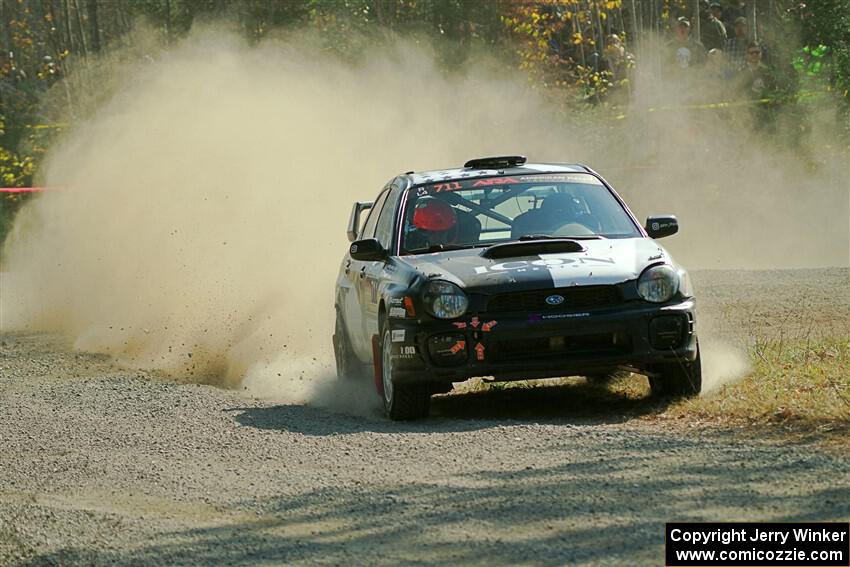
[517,234,604,241]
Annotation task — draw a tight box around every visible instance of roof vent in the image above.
[464,155,527,169]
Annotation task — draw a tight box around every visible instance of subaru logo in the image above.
[545,294,565,306]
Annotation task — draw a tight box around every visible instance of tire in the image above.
[380,326,430,420]
[648,342,703,397]
[333,309,366,380]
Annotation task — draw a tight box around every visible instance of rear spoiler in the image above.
[347,201,373,242]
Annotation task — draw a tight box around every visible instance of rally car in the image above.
[333,156,701,420]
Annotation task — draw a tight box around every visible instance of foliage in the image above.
[502,1,633,103]
[788,0,850,134]
[790,0,850,101]
[0,142,36,256]
[0,145,34,187]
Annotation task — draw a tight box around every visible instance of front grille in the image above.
[492,332,631,362]
[487,285,621,313]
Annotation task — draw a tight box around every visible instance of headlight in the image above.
[637,265,679,303]
[424,280,469,319]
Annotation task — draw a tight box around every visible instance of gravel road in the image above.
[1,268,848,566]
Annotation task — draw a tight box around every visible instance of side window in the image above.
[360,191,388,240]
[374,189,400,250]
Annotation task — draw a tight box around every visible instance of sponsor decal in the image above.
[471,177,519,187]
[389,296,415,316]
[543,312,590,320]
[449,340,466,354]
[474,342,485,361]
[528,312,591,323]
[517,174,600,184]
[388,307,407,318]
[453,318,497,332]
[420,173,601,198]
[474,256,616,275]
[473,254,625,287]
[392,345,417,359]
[423,176,520,194]
[391,329,406,343]
[432,181,462,193]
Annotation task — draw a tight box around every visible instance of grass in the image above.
[661,336,850,446]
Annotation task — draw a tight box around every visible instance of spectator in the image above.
[601,34,633,104]
[736,41,775,100]
[701,2,727,51]
[722,1,748,31]
[602,34,632,83]
[667,17,707,70]
[724,16,750,69]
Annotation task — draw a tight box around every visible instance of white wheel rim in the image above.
[382,332,394,405]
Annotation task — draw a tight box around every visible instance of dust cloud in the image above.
[699,339,750,394]
[1,27,846,405]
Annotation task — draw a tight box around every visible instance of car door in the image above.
[363,184,401,341]
[348,189,389,359]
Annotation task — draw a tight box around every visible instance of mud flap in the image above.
[371,334,383,397]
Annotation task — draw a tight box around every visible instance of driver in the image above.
[539,193,584,223]
[511,192,586,238]
[406,197,458,250]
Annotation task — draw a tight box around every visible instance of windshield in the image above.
[400,173,640,254]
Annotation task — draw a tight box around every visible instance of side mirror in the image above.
[350,238,386,262]
[347,201,373,242]
[645,215,679,239]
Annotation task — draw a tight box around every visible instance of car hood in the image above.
[395,237,673,294]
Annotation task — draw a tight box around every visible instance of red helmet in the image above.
[412,198,457,232]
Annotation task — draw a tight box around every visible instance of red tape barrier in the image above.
[0,187,44,193]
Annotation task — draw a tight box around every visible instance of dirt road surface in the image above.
[1,269,848,566]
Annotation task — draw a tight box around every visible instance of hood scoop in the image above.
[481,239,586,260]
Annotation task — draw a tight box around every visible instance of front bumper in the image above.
[386,299,698,385]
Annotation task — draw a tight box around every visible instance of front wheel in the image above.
[381,327,430,420]
[648,342,702,397]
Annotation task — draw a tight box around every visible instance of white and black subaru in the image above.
[334,156,700,420]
